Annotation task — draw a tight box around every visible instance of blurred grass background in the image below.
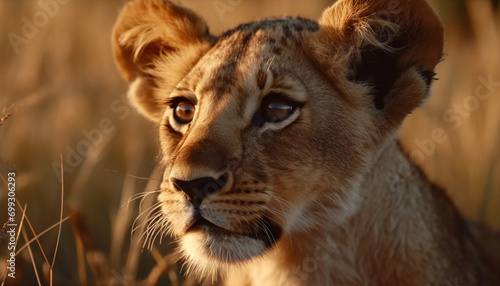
[0,0,499,285]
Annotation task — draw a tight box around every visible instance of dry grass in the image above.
[0,0,499,285]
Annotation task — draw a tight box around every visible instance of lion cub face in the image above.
[155,19,374,268]
[113,0,442,276]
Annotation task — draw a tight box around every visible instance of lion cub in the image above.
[112,0,500,285]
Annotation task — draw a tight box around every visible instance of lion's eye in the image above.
[262,94,297,123]
[169,98,195,124]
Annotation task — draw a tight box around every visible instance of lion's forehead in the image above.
[214,16,319,57]
[179,17,319,114]
[188,18,318,89]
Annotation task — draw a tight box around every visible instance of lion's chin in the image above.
[178,216,282,274]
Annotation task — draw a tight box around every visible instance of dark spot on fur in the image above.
[272,47,283,55]
[294,24,304,33]
[282,24,292,38]
[280,36,288,47]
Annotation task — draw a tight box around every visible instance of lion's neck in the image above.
[229,139,471,286]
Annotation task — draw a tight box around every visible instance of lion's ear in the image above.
[112,0,212,122]
[309,0,443,124]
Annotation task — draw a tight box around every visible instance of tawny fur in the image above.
[112,0,500,285]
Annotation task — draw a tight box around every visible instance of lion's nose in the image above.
[171,173,229,208]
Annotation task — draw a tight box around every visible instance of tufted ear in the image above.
[112,0,212,122]
[309,0,443,125]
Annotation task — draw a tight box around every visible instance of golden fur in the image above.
[112,0,500,285]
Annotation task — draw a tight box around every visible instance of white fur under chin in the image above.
[179,230,268,279]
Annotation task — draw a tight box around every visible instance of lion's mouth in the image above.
[186,215,282,248]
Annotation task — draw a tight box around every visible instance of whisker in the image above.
[104,169,162,181]
[128,189,161,205]
[140,211,164,247]
[257,216,276,246]
[132,201,162,234]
